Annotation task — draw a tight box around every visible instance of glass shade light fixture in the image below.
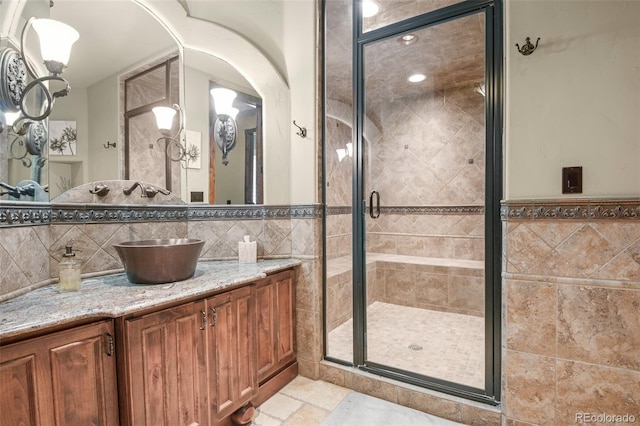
[152,105,178,131]
[31,19,79,76]
[0,17,79,135]
[152,104,186,163]
[211,87,239,165]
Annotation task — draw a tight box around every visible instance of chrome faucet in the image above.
[123,181,170,198]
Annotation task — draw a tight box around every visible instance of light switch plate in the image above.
[562,166,582,194]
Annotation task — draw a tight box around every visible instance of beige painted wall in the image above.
[184,64,210,203]
[505,0,640,199]
[87,74,119,183]
[284,0,318,204]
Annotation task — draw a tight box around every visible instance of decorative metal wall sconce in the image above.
[152,103,185,163]
[8,121,47,168]
[515,37,540,56]
[0,17,79,135]
[293,120,307,138]
[211,88,238,166]
[103,141,116,149]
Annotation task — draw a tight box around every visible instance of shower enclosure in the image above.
[323,0,502,403]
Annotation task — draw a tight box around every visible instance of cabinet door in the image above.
[124,301,208,426]
[206,286,257,421]
[256,270,295,383]
[0,320,118,426]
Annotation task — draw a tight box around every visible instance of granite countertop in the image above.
[0,259,300,342]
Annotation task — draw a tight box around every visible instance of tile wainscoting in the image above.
[0,200,325,391]
[502,198,640,425]
[5,197,638,424]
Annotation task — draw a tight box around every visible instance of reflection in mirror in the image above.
[3,0,270,205]
[123,56,182,194]
[1,0,57,201]
[183,48,263,205]
[45,0,179,199]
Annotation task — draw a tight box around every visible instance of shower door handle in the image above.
[369,190,380,219]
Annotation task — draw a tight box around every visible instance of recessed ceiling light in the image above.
[398,34,418,45]
[408,74,426,83]
[362,0,379,18]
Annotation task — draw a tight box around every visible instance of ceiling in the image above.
[49,0,483,114]
[49,0,177,89]
[325,0,486,125]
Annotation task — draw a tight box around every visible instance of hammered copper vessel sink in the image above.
[113,239,205,284]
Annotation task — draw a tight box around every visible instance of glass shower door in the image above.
[362,13,487,389]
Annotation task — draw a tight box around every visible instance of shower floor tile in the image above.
[327,302,484,388]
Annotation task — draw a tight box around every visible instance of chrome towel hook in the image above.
[293,120,307,138]
[516,37,540,56]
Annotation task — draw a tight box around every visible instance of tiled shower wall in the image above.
[325,83,486,331]
[502,200,640,425]
[325,83,486,261]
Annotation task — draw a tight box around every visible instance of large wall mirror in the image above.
[0,0,267,205]
[183,48,263,205]
[0,0,50,201]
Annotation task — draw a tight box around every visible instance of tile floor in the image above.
[254,376,353,425]
[255,376,464,426]
[327,302,485,388]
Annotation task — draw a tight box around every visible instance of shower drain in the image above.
[408,344,423,351]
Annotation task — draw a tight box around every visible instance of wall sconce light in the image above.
[0,17,79,134]
[152,104,185,162]
[211,87,238,166]
[336,142,353,162]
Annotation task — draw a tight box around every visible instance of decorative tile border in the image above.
[188,205,265,220]
[0,203,51,226]
[326,205,484,215]
[501,199,640,220]
[326,206,352,215]
[0,203,322,227]
[51,204,190,223]
[382,205,484,215]
[189,204,322,220]
[289,205,323,218]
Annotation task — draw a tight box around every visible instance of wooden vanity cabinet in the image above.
[0,320,119,426]
[255,269,295,383]
[120,300,208,426]
[120,285,260,426]
[205,285,257,422]
[0,268,295,426]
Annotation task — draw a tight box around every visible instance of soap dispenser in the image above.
[58,242,81,291]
